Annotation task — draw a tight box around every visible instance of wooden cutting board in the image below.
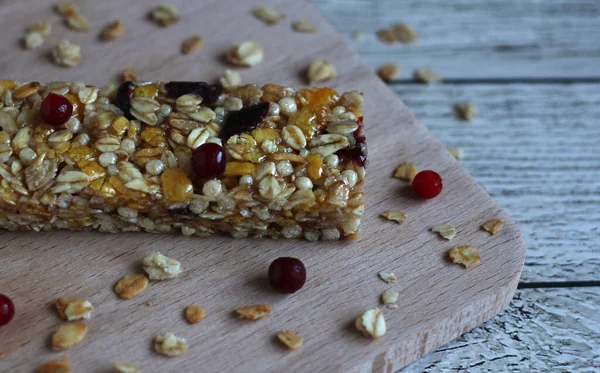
[0,0,526,372]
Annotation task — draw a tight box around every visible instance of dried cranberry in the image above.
[192,143,226,179]
[165,82,223,104]
[115,81,135,119]
[268,257,306,294]
[0,294,15,326]
[220,102,269,140]
[40,93,73,126]
[412,170,443,199]
[336,147,368,167]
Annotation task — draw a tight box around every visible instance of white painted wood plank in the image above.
[314,0,600,78]
[402,287,600,372]
[391,83,600,282]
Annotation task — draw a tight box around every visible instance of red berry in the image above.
[40,93,73,126]
[191,143,226,179]
[0,294,15,326]
[412,170,443,199]
[268,257,306,294]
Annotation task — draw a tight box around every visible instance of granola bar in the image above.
[0,80,366,240]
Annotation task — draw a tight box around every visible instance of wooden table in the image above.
[314,0,600,371]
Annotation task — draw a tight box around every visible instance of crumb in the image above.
[482,219,503,235]
[56,298,94,321]
[447,147,464,161]
[393,162,418,182]
[114,273,149,299]
[65,13,90,32]
[51,323,88,351]
[277,330,303,349]
[378,271,397,283]
[113,361,139,373]
[181,35,203,55]
[377,63,400,82]
[185,305,205,324]
[219,70,242,89]
[291,20,317,34]
[307,59,336,83]
[122,68,138,82]
[226,41,264,67]
[430,224,457,240]
[143,251,182,280]
[381,289,399,309]
[454,102,478,121]
[38,357,71,373]
[380,211,407,225]
[236,304,271,320]
[154,332,188,357]
[377,24,417,44]
[449,245,480,269]
[414,68,441,84]
[252,7,284,25]
[100,20,125,40]
[149,5,179,27]
[355,308,386,338]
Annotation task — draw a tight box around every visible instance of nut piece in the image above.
[252,7,284,25]
[55,2,79,17]
[482,219,503,235]
[143,251,182,280]
[448,245,481,269]
[100,20,125,40]
[236,304,271,320]
[378,271,397,283]
[414,68,441,84]
[226,41,264,67]
[66,13,90,32]
[447,147,464,161]
[381,289,399,309]
[113,361,140,373]
[154,332,188,357]
[380,211,406,225]
[181,35,203,55]
[393,162,418,182]
[51,322,88,351]
[24,32,44,49]
[277,330,303,349]
[114,273,149,299]
[377,24,417,44]
[53,40,81,68]
[355,308,386,338]
[377,63,400,82]
[307,59,337,84]
[185,305,205,324]
[56,298,94,321]
[219,69,242,89]
[291,20,317,34]
[430,224,457,240]
[122,68,139,82]
[150,5,179,27]
[39,357,71,373]
[454,102,479,121]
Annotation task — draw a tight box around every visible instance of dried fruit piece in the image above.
[150,5,179,27]
[143,251,182,280]
[430,224,457,240]
[381,289,399,309]
[268,257,306,293]
[414,68,441,84]
[355,308,386,338]
[226,41,264,67]
[41,93,73,127]
[51,322,88,351]
[114,274,149,299]
[236,304,271,320]
[380,211,406,225]
[181,35,203,55]
[0,294,15,325]
[56,298,94,321]
[113,361,139,373]
[39,357,71,373]
[412,170,443,199]
[454,102,479,121]
[160,167,193,202]
[185,305,205,324]
[291,20,317,34]
[277,330,303,349]
[392,162,418,182]
[115,81,135,118]
[191,143,226,179]
[377,63,400,82]
[100,20,125,40]
[252,7,284,25]
[307,59,336,83]
[154,332,188,357]
[482,219,503,235]
[447,147,464,161]
[220,102,269,140]
[378,271,397,283]
[448,245,480,269]
[164,81,223,104]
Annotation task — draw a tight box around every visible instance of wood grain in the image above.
[0,0,525,372]
[314,0,600,79]
[393,83,600,282]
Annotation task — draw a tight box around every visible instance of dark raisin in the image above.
[115,81,135,119]
[336,116,367,167]
[220,102,270,140]
[164,82,223,104]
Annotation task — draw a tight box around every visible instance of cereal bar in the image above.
[0,80,366,240]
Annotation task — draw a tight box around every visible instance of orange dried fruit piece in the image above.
[306,153,323,181]
[133,83,158,98]
[288,107,318,138]
[109,116,129,137]
[77,160,105,180]
[67,145,95,163]
[160,167,193,202]
[300,87,338,106]
[223,161,257,176]
[140,127,167,147]
[252,128,281,144]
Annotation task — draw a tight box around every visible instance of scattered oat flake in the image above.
[55,2,79,17]
[226,40,264,67]
[307,59,337,84]
[378,271,397,283]
[381,289,399,309]
[377,63,400,82]
[414,68,441,84]
[185,305,205,324]
[146,301,153,307]
[377,24,417,44]
[39,357,71,373]
[292,20,317,34]
[430,224,457,240]
[66,13,91,32]
[393,162,418,182]
[28,22,52,37]
[143,251,182,280]
[454,102,479,121]
[252,7,284,25]
[482,219,504,235]
[352,30,366,40]
[114,273,149,299]
[380,211,406,225]
[56,298,94,321]
[219,69,242,90]
[355,308,386,338]
[277,330,303,349]
[447,147,464,161]
[100,20,125,40]
[51,322,88,351]
[52,39,81,68]
[449,245,480,269]
[150,5,179,27]
[181,35,203,55]
[122,68,139,82]
[24,32,44,50]
[154,332,188,357]
[236,304,271,320]
[113,361,140,373]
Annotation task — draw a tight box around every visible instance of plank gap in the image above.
[518,281,600,289]
[387,77,600,85]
